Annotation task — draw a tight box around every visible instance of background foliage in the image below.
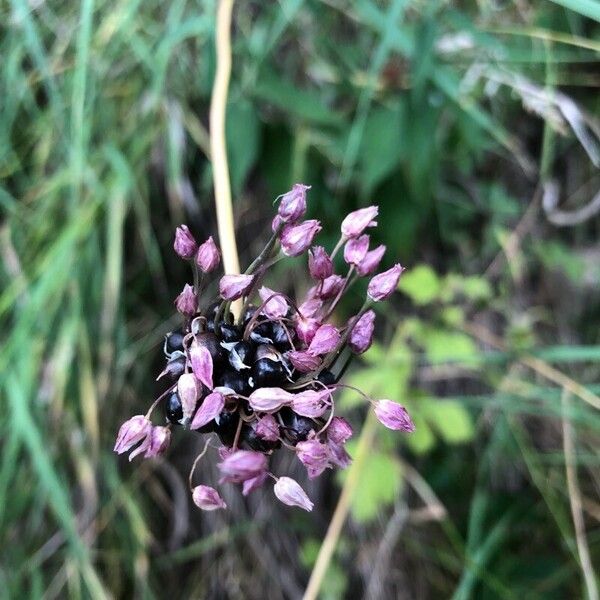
[1,0,599,598]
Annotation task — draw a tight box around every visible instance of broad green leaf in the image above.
[405,414,436,454]
[422,329,477,363]
[422,399,475,444]
[398,264,441,305]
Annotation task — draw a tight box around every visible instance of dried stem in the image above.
[210,0,241,313]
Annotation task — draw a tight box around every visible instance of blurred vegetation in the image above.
[1,0,599,598]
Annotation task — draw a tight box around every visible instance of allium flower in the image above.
[341,206,378,238]
[357,244,386,276]
[296,439,330,479]
[308,324,340,355]
[191,391,224,430]
[280,220,322,256]
[174,284,197,317]
[254,415,280,442]
[258,286,288,319]
[114,415,152,455]
[278,183,310,223]
[219,274,255,300]
[308,246,333,280]
[192,485,227,510]
[174,225,198,259]
[374,400,415,432]
[196,236,220,273]
[274,477,314,511]
[367,264,404,301]
[115,184,415,514]
[349,310,376,354]
[343,234,370,266]
[218,450,268,483]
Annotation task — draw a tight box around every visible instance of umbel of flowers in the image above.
[114,184,414,511]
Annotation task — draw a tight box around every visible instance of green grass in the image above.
[1,0,599,598]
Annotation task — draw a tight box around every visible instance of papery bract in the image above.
[367,264,404,301]
[295,316,321,345]
[374,399,415,432]
[196,236,220,273]
[177,373,200,420]
[219,274,255,300]
[315,275,345,300]
[280,220,322,257]
[298,298,322,319]
[287,350,321,373]
[274,477,314,511]
[191,392,225,430]
[341,206,378,238]
[192,485,227,510]
[291,389,331,418]
[175,284,197,317]
[349,310,376,354]
[242,471,268,496]
[189,342,214,390]
[327,417,353,444]
[327,440,352,469]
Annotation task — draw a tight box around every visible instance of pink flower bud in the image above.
[311,274,344,300]
[189,341,214,390]
[274,476,314,511]
[219,274,255,300]
[177,373,200,420]
[254,414,280,442]
[295,316,321,345]
[308,246,333,280]
[296,439,330,479]
[343,234,369,266]
[191,391,225,430]
[327,417,353,444]
[258,286,289,319]
[174,225,198,259]
[287,350,321,373]
[280,220,322,257]
[356,244,386,276]
[367,264,404,301]
[308,324,340,355]
[242,471,268,496]
[195,236,220,273]
[373,399,415,432]
[192,485,227,510]
[298,298,323,319]
[114,415,151,455]
[278,183,310,223]
[291,389,331,418]
[341,206,378,238]
[248,387,293,412]
[132,425,171,460]
[349,310,376,354]
[327,439,352,469]
[218,449,268,483]
[174,284,197,317]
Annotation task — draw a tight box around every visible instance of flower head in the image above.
[254,414,280,442]
[343,234,370,266]
[280,220,322,257]
[367,264,404,301]
[341,206,378,238]
[177,373,200,421]
[357,244,386,277]
[248,387,293,412]
[327,417,353,444]
[196,236,220,273]
[258,286,289,319]
[296,439,330,479]
[174,284,197,317]
[308,324,340,356]
[349,310,376,354]
[308,246,333,280]
[189,342,214,390]
[218,450,268,483]
[278,183,310,223]
[287,350,321,373]
[291,389,331,418]
[192,485,227,510]
[174,225,198,259]
[373,400,415,432]
[114,415,152,455]
[274,477,314,511]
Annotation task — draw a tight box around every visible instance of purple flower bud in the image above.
[295,316,321,345]
[258,286,289,319]
[177,373,201,420]
[278,183,310,223]
[308,246,333,280]
[219,274,255,300]
[308,324,340,356]
[327,417,353,444]
[248,387,293,412]
[174,225,198,259]
[349,310,376,354]
[296,439,330,479]
[291,389,331,418]
[327,439,352,469]
[341,206,378,238]
[191,391,225,430]
[367,264,404,301]
[114,415,151,455]
[192,485,227,510]
[280,220,322,257]
[312,274,345,300]
[274,476,314,511]
[343,234,369,266]
[242,471,268,496]
[174,284,197,317]
[196,236,220,273]
[131,425,171,460]
[298,298,323,319]
[356,244,386,276]
[373,399,415,432]
[218,449,268,483]
[189,342,214,390]
[287,350,322,373]
[254,414,280,442]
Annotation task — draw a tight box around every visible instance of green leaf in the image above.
[398,264,441,305]
[422,399,475,444]
[227,99,261,195]
[422,329,477,363]
[405,414,436,454]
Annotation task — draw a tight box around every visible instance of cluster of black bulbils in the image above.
[160,303,336,452]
